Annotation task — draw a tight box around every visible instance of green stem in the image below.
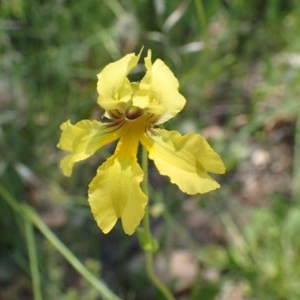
[0,184,121,300]
[141,148,175,300]
[24,217,43,300]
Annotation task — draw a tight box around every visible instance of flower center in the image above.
[125,106,143,121]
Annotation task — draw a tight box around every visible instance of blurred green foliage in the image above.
[1,0,300,299]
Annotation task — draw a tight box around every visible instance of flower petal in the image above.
[135,50,186,124]
[88,151,147,235]
[88,124,147,235]
[141,129,225,194]
[97,51,141,112]
[57,119,122,176]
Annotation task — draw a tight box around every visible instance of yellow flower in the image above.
[57,50,225,235]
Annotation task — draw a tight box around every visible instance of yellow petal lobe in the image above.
[97,51,141,112]
[141,129,225,194]
[88,118,148,235]
[57,120,121,176]
[136,50,186,124]
[88,153,147,235]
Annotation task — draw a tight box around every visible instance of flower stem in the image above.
[141,148,175,300]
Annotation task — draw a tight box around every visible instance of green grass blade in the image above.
[22,204,122,300]
[24,217,43,300]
